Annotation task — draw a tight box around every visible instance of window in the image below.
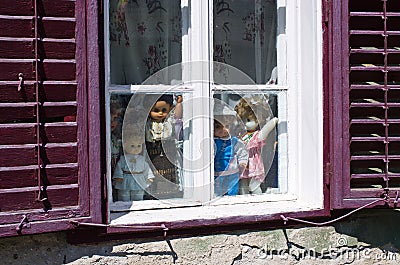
[4,0,395,238]
[105,0,324,225]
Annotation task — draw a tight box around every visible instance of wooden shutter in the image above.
[331,0,400,209]
[0,0,101,237]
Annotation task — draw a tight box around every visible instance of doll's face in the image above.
[111,113,120,132]
[124,138,143,155]
[150,101,172,122]
[214,120,230,138]
[243,113,259,132]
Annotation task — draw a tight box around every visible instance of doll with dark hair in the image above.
[145,94,183,199]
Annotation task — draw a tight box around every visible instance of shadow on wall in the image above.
[264,209,400,263]
[333,209,400,249]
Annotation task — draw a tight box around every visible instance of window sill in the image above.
[109,197,323,229]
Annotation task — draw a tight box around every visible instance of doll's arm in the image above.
[174,95,183,120]
[258,117,278,140]
[235,139,249,168]
[235,140,248,175]
[113,157,125,183]
[144,161,155,184]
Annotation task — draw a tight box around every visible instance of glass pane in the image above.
[110,92,188,201]
[109,0,182,85]
[213,0,277,84]
[213,92,280,197]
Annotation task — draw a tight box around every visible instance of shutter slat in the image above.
[42,61,76,81]
[351,119,400,124]
[0,82,77,103]
[0,184,78,212]
[0,145,36,167]
[0,17,75,39]
[351,66,400,71]
[39,19,76,39]
[0,17,33,38]
[0,123,35,144]
[350,189,400,199]
[351,84,400,90]
[351,12,400,17]
[352,137,400,142]
[43,123,77,143]
[0,163,78,189]
[0,103,36,123]
[350,30,400,35]
[38,0,76,18]
[351,155,400,161]
[0,206,82,226]
[0,40,33,59]
[42,102,77,120]
[42,40,76,59]
[0,61,35,81]
[0,143,77,167]
[0,1,32,16]
[0,60,76,81]
[0,123,77,145]
[0,39,76,60]
[41,143,77,164]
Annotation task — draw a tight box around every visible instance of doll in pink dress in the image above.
[235,96,278,195]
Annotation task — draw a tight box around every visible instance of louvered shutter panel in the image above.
[0,0,101,237]
[331,0,400,208]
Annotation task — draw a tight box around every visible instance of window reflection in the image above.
[213,0,277,84]
[213,93,279,197]
[110,93,184,201]
[109,0,182,85]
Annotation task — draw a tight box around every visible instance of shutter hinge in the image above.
[323,0,331,25]
[324,162,332,188]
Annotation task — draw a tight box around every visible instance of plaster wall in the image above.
[1,210,399,265]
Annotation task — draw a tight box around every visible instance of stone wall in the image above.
[1,210,399,264]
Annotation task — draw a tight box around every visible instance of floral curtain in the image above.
[109,0,182,85]
[213,0,277,84]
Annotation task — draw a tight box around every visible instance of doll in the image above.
[113,129,155,201]
[110,100,123,201]
[234,96,278,194]
[145,94,183,199]
[213,104,248,196]
[110,100,123,173]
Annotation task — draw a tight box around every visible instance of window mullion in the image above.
[184,1,213,202]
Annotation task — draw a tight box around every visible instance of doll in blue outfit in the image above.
[113,129,155,201]
[213,104,248,196]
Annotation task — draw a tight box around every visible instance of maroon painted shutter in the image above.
[0,0,101,237]
[331,0,400,209]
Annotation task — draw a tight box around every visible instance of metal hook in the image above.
[18,73,24,91]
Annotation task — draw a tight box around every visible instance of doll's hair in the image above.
[234,96,271,128]
[143,94,174,111]
[110,99,122,115]
[157,94,173,106]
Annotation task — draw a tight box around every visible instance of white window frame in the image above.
[104,0,324,225]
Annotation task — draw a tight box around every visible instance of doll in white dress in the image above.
[113,131,155,201]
